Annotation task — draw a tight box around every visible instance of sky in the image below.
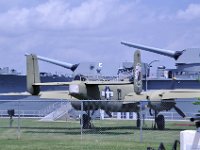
[0,0,200,76]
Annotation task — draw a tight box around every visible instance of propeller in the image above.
[149,108,153,116]
[173,105,186,118]
[91,110,96,116]
[105,111,112,117]
[91,110,112,117]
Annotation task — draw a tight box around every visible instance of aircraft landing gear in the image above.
[155,114,165,130]
[82,114,92,129]
[80,104,93,129]
[150,109,165,130]
[136,112,140,128]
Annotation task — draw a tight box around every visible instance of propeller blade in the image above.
[105,111,112,117]
[174,106,186,118]
[91,110,96,116]
[149,108,153,116]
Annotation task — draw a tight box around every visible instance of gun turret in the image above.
[25,54,102,78]
[25,54,79,72]
[121,41,183,60]
[121,41,200,74]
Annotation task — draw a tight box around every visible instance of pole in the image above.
[80,101,83,141]
[145,65,147,91]
[17,100,20,139]
[140,102,143,143]
[146,59,159,91]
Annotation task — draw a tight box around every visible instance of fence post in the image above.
[81,101,83,140]
[140,101,143,143]
[17,99,21,139]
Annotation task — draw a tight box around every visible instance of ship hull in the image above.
[0,74,71,93]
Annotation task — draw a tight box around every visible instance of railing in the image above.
[101,111,195,121]
[38,101,66,116]
[0,100,71,118]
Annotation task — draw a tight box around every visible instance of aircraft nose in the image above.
[69,84,79,94]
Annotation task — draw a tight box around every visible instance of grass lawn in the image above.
[0,118,195,150]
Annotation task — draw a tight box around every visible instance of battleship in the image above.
[29,53,200,91]
[2,43,200,94]
[118,62,200,90]
[121,41,200,90]
[1,64,200,95]
[0,67,72,93]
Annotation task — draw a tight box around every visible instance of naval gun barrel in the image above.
[25,54,79,71]
[121,41,183,60]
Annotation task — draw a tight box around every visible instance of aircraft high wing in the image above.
[26,52,200,130]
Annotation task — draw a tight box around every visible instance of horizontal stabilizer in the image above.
[33,82,74,86]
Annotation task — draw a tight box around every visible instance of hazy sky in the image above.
[0,0,200,75]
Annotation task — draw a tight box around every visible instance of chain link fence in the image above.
[0,99,198,149]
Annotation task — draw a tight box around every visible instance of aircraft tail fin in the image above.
[26,54,41,95]
[133,50,142,94]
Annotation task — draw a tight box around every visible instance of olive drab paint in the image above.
[133,50,142,94]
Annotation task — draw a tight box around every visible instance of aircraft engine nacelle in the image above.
[69,83,87,99]
[71,101,100,111]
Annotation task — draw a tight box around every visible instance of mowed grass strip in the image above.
[0,118,193,150]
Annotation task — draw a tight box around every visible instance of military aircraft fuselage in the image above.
[69,82,133,100]
[68,81,139,112]
[71,99,139,113]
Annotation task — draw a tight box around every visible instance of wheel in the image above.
[32,85,40,95]
[136,119,140,127]
[156,114,165,130]
[82,114,91,129]
[136,112,140,128]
